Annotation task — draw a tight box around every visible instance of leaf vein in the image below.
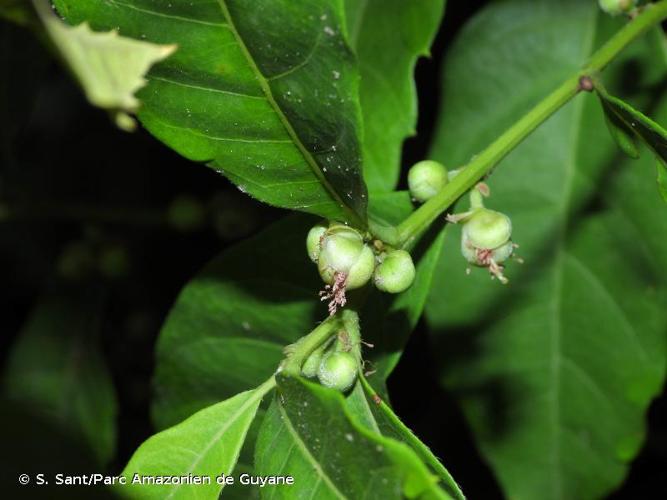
[107,0,228,28]
[164,389,263,499]
[564,252,649,362]
[267,33,323,82]
[276,402,347,499]
[215,0,362,226]
[149,75,265,100]
[146,115,292,144]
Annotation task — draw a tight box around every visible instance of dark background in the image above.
[1,1,664,498]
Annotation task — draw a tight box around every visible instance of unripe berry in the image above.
[306,222,327,263]
[373,250,416,293]
[462,208,512,250]
[317,351,357,392]
[301,348,323,378]
[490,240,514,264]
[408,160,449,202]
[318,227,375,290]
[598,0,636,16]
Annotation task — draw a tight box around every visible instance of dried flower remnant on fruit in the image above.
[319,271,348,316]
[461,240,517,284]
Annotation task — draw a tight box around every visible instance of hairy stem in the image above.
[395,0,667,247]
[281,315,341,375]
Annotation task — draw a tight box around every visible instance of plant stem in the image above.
[368,218,400,247]
[395,0,667,247]
[281,315,341,375]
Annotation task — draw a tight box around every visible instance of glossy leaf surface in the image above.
[54,0,368,223]
[121,382,271,499]
[345,0,446,192]
[254,375,451,500]
[426,1,667,499]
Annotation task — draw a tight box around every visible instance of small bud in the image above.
[373,249,416,293]
[318,351,358,392]
[408,160,449,202]
[462,208,512,250]
[598,0,636,16]
[306,222,327,262]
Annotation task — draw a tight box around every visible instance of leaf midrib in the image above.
[277,401,347,499]
[215,0,363,227]
[548,7,598,498]
[163,388,262,499]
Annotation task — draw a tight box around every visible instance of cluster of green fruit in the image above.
[302,159,519,389]
[407,159,518,282]
[307,221,418,316]
[301,311,362,392]
[305,160,450,310]
[307,159,520,316]
[299,0,638,394]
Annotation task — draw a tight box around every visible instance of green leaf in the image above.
[150,192,452,493]
[152,215,319,429]
[4,289,117,466]
[121,378,273,500]
[255,375,451,500]
[353,377,465,500]
[426,1,667,499]
[596,84,667,161]
[54,0,368,224]
[35,1,176,131]
[345,0,446,192]
[658,159,667,203]
[599,96,640,158]
[152,192,440,429]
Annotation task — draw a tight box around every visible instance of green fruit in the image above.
[462,208,512,250]
[301,349,324,378]
[306,222,327,262]
[373,250,416,293]
[317,351,358,392]
[408,160,449,202]
[317,227,375,290]
[598,0,636,16]
[320,226,364,270]
[491,240,514,264]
